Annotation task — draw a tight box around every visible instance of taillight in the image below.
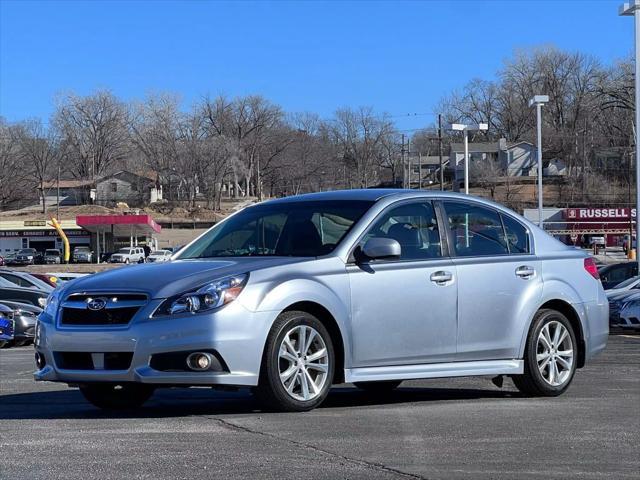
[584,257,599,280]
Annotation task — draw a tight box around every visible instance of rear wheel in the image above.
[512,309,577,396]
[79,383,155,410]
[255,311,334,412]
[354,380,402,394]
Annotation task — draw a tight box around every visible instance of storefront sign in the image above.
[0,230,89,237]
[564,208,637,220]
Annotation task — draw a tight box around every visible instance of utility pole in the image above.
[56,163,60,220]
[401,134,406,188]
[438,114,444,190]
[407,138,412,189]
[418,152,422,189]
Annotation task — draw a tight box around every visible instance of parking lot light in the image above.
[449,123,489,194]
[620,0,640,266]
[529,95,549,228]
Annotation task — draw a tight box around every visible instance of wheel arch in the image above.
[281,301,347,384]
[526,299,586,369]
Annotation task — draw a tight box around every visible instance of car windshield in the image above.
[151,251,168,255]
[18,249,35,254]
[117,248,132,254]
[179,200,373,258]
[45,250,59,255]
[612,276,640,289]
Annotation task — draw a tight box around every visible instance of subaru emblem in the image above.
[86,297,107,311]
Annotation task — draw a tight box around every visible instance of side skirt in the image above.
[344,359,523,383]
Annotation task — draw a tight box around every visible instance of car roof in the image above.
[259,188,479,205]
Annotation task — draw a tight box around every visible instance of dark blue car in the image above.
[0,303,14,347]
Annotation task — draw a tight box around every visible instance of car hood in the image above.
[0,300,42,314]
[63,257,307,299]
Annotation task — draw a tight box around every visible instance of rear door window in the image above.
[443,201,509,257]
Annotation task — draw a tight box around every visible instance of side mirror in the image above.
[361,237,401,261]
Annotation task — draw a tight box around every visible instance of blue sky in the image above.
[0,0,633,131]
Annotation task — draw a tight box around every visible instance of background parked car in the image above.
[109,247,145,264]
[72,246,93,263]
[44,249,62,264]
[605,275,640,297]
[0,300,40,346]
[598,262,638,290]
[618,298,640,330]
[608,290,640,327]
[145,249,173,263]
[618,296,640,330]
[13,248,42,265]
[0,255,4,266]
[4,252,17,266]
[0,280,48,308]
[100,252,114,263]
[0,303,14,348]
[0,270,53,292]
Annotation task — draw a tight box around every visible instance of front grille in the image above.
[54,351,133,370]
[60,293,148,326]
[61,307,139,325]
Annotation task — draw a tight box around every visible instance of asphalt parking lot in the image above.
[1,335,638,480]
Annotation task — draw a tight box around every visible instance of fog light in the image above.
[186,352,213,371]
[35,352,46,370]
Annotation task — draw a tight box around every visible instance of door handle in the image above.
[515,265,535,279]
[430,271,453,284]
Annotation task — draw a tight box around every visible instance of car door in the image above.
[441,200,542,361]
[347,200,458,367]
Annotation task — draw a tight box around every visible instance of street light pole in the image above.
[450,123,489,195]
[620,0,640,263]
[529,95,549,228]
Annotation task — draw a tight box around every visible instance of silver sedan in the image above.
[34,190,608,411]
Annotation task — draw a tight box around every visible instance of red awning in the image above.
[76,214,161,237]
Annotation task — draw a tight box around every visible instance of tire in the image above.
[512,309,578,397]
[0,341,6,348]
[79,383,155,410]
[255,310,335,412]
[354,380,402,394]
[13,339,29,347]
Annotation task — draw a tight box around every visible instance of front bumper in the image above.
[34,300,275,387]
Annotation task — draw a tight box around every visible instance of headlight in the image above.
[154,274,248,317]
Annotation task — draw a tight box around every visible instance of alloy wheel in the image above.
[536,320,574,387]
[278,325,329,401]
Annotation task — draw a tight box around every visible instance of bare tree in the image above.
[0,119,30,208]
[332,107,394,188]
[54,91,129,181]
[12,120,61,213]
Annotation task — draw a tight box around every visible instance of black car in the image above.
[0,300,40,346]
[598,262,639,290]
[0,285,48,308]
[13,248,43,265]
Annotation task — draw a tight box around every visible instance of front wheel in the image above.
[255,311,335,412]
[512,309,577,396]
[79,383,155,410]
